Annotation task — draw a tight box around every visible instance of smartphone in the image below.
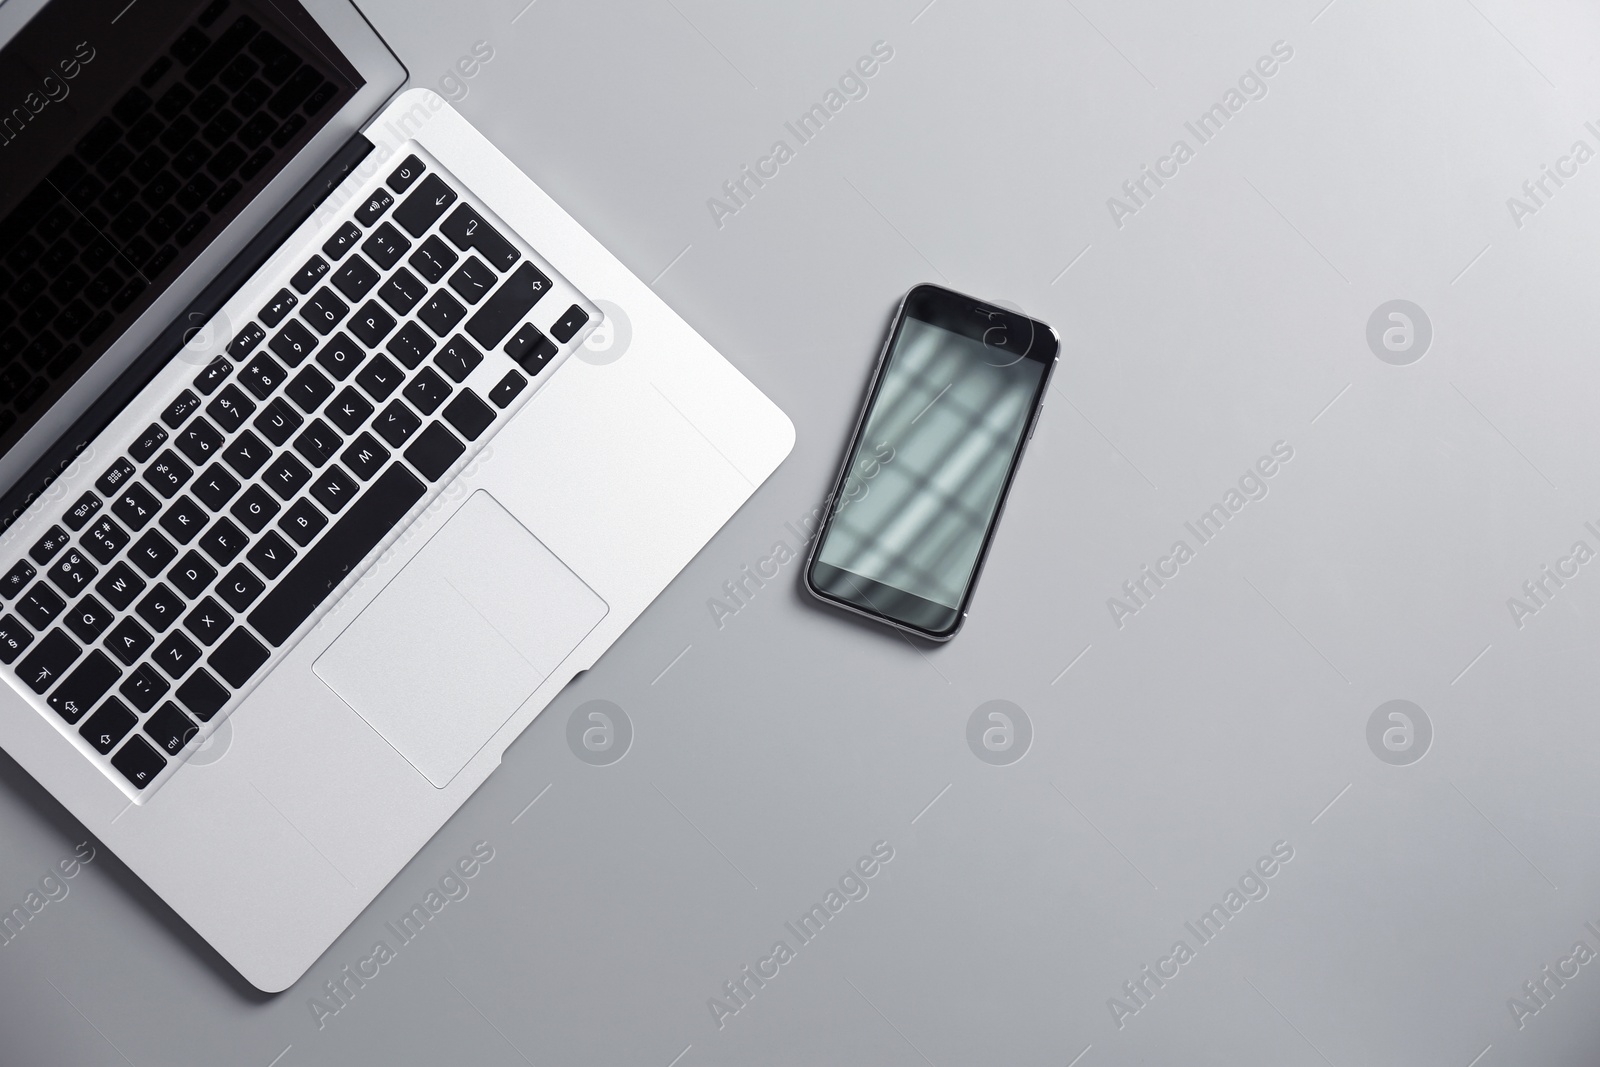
[804,283,1059,640]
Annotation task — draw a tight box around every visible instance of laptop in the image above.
[0,0,792,990]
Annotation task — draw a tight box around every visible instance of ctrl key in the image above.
[112,734,166,789]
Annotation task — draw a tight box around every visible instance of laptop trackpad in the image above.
[314,491,608,787]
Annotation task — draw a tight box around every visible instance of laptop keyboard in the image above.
[0,147,596,798]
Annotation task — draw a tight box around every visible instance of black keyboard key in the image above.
[19,628,80,694]
[362,223,410,270]
[434,335,483,383]
[442,389,495,442]
[47,649,117,722]
[374,400,421,447]
[488,370,527,408]
[81,516,130,565]
[354,188,393,226]
[216,564,264,611]
[322,221,361,261]
[193,355,231,395]
[64,595,113,643]
[230,484,280,532]
[378,266,427,315]
[278,498,326,546]
[144,702,198,756]
[130,530,179,577]
[162,390,202,429]
[47,548,97,597]
[263,452,310,498]
[30,525,71,565]
[192,465,241,511]
[154,631,201,677]
[112,734,166,788]
[405,422,465,482]
[130,423,169,463]
[394,175,457,238]
[120,663,169,712]
[325,387,373,435]
[0,561,34,600]
[145,450,193,498]
[183,596,232,645]
[0,615,32,663]
[293,419,342,467]
[209,626,269,687]
[105,617,154,665]
[158,496,208,544]
[331,257,379,303]
[315,333,365,380]
[286,365,335,412]
[135,583,184,632]
[417,290,465,336]
[252,399,301,447]
[448,256,497,305]
[385,321,434,368]
[465,263,554,349]
[259,287,296,327]
[387,154,424,194]
[309,464,359,514]
[440,204,518,270]
[505,324,556,373]
[403,367,451,415]
[408,235,457,284]
[246,531,295,579]
[63,492,102,531]
[291,254,329,294]
[175,668,228,720]
[96,562,146,611]
[250,463,425,646]
[216,426,269,479]
[269,319,318,367]
[96,458,137,497]
[81,697,137,754]
[169,550,217,598]
[348,300,395,347]
[355,354,403,402]
[198,517,247,566]
[112,483,162,530]
[302,286,349,334]
[17,582,65,630]
[239,351,287,399]
[206,383,256,432]
[340,433,389,480]
[175,416,224,465]
[550,303,590,344]
[227,321,265,360]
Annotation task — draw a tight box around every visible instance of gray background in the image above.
[6,0,1600,1063]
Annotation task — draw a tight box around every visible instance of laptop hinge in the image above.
[0,132,377,532]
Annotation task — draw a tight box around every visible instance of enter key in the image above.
[465,263,553,349]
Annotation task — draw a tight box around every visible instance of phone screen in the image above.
[808,285,1054,638]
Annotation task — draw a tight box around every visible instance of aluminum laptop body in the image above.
[0,0,792,990]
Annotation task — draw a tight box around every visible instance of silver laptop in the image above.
[0,0,792,990]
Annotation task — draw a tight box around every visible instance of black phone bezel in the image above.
[803,283,1059,641]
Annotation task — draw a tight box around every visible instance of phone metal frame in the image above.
[803,282,1059,641]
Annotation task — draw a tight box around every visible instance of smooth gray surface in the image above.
[7,0,1600,1063]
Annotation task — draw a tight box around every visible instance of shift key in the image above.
[464,264,552,348]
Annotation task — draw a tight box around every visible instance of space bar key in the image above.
[248,464,426,647]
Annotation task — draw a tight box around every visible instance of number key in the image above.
[112,482,162,529]
[206,383,256,433]
[175,416,224,465]
[144,450,193,498]
[17,582,65,630]
[239,351,287,400]
[81,516,130,564]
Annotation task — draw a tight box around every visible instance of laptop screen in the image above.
[0,0,362,466]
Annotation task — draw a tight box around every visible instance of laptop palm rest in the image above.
[313,490,608,786]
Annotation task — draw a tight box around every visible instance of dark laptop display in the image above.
[0,0,361,472]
